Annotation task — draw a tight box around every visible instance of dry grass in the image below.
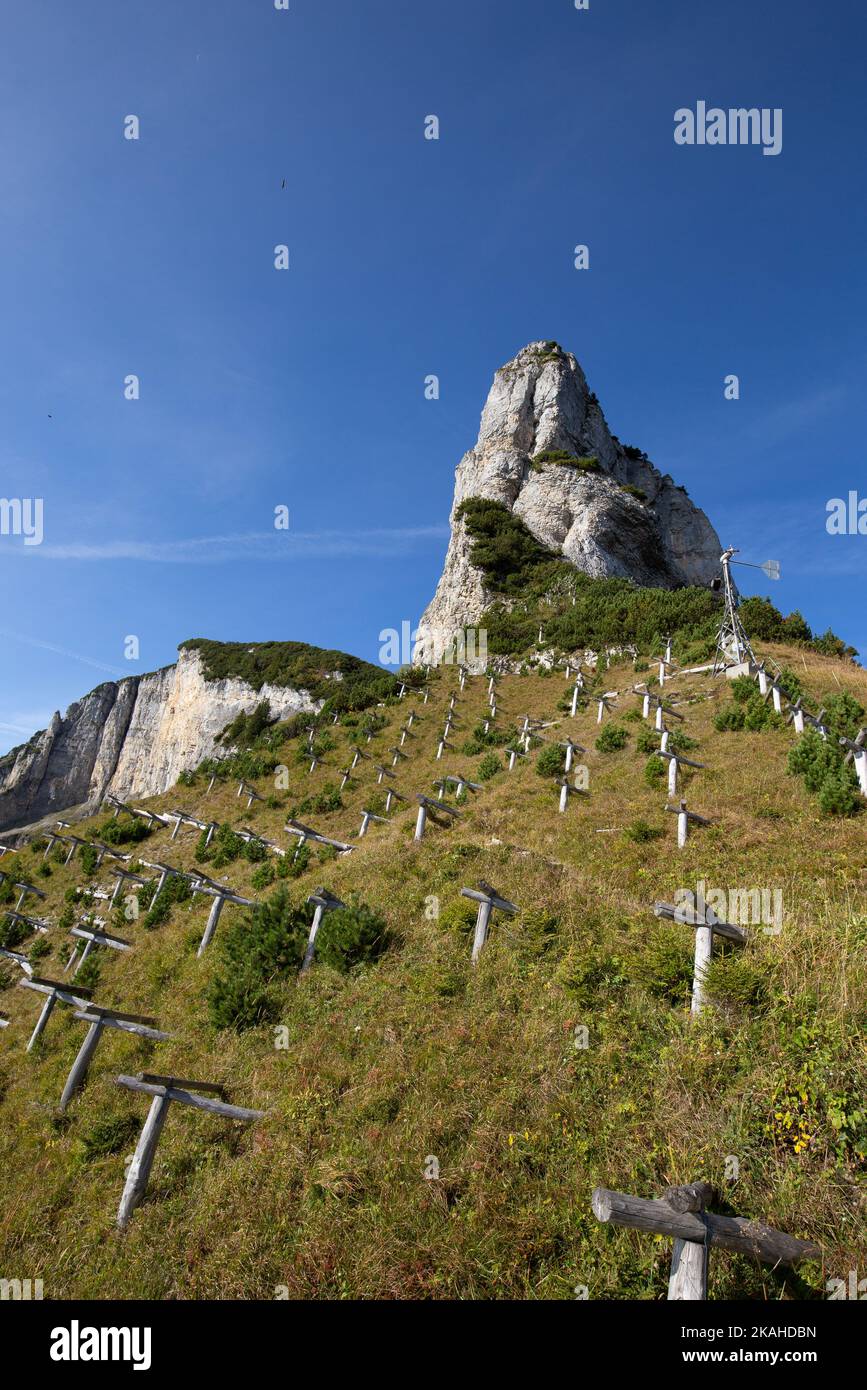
[0,642,865,1300]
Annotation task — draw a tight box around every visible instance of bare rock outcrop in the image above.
[415,342,722,661]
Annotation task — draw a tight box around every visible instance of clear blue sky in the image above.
[1,0,865,754]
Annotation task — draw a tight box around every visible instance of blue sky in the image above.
[1,0,865,754]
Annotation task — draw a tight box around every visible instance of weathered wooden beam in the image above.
[592,1186,819,1267]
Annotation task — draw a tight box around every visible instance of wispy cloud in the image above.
[0,628,128,677]
[2,526,449,565]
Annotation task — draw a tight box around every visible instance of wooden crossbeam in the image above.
[300,888,346,973]
[115,1074,265,1229]
[0,946,33,975]
[59,1009,172,1113]
[592,1184,819,1301]
[284,819,354,856]
[654,900,746,1014]
[18,975,94,1051]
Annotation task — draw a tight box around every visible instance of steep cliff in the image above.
[415,342,723,660]
[0,642,387,834]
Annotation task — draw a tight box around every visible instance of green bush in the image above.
[478,752,502,781]
[536,743,565,777]
[96,816,152,846]
[206,886,310,1030]
[314,902,392,974]
[595,725,629,753]
[623,819,664,843]
[142,873,191,930]
[644,756,666,785]
[251,862,276,891]
[818,768,861,817]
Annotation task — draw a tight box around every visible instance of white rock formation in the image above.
[415,342,722,662]
[0,647,320,833]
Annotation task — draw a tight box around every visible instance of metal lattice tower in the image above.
[712,547,757,675]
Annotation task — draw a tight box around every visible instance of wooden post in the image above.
[59,1007,172,1112]
[115,1074,265,1229]
[0,945,33,976]
[414,794,459,841]
[665,799,711,849]
[67,924,132,979]
[462,881,519,965]
[300,889,345,974]
[358,810,387,838]
[591,1184,819,1299]
[839,729,867,798]
[667,1183,712,1300]
[654,901,747,1015]
[18,976,94,1051]
[192,884,255,958]
[660,750,705,798]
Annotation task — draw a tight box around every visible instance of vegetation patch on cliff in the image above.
[180,639,398,713]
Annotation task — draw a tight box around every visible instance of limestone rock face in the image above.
[0,648,319,834]
[415,342,722,660]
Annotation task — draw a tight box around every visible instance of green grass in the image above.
[0,643,865,1299]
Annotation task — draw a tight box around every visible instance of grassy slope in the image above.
[0,643,865,1300]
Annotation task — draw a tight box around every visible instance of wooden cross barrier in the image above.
[665,798,711,848]
[570,675,585,718]
[505,745,526,772]
[350,745,372,770]
[384,786,409,813]
[399,725,415,747]
[662,635,673,665]
[358,809,388,838]
[0,945,33,976]
[655,699,683,732]
[461,881,519,964]
[237,827,285,858]
[443,774,482,799]
[558,739,586,773]
[658,749,706,797]
[389,745,409,769]
[103,793,133,818]
[129,807,172,828]
[654,900,747,1014]
[397,681,408,699]
[592,1183,819,1300]
[114,1073,266,1229]
[284,819,355,858]
[42,830,69,859]
[18,975,94,1051]
[168,810,216,844]
[90,841,130,868]
[764,677,787,716]
[436,737,456,761]
[3,909,49,937]
[557,777,588,814]
[0,842,18,859]
[59,1006,173,1113]
[839,728,867,797]
[108,866,152,909]
[190,882,256,957]
[66,924,132,979]
[300,888,346,973]
[597,691,618,723]
[12,880,46,914]
[237,779,265,809]
[374,762,395,785]
[338,766,357,791]
[414,794,460,842]
[139,860,194,900]
[786,698,806,735]
[59,834,91,865]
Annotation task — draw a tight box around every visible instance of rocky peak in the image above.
[415,341,723,661]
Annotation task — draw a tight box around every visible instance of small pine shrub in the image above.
[314,902,392,974]
[206,886,310,1030]
[536,744,565,777]
[644,756,666,785]
[595,725,629,753]
[478,752,502,781]
[624,819,664,843]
